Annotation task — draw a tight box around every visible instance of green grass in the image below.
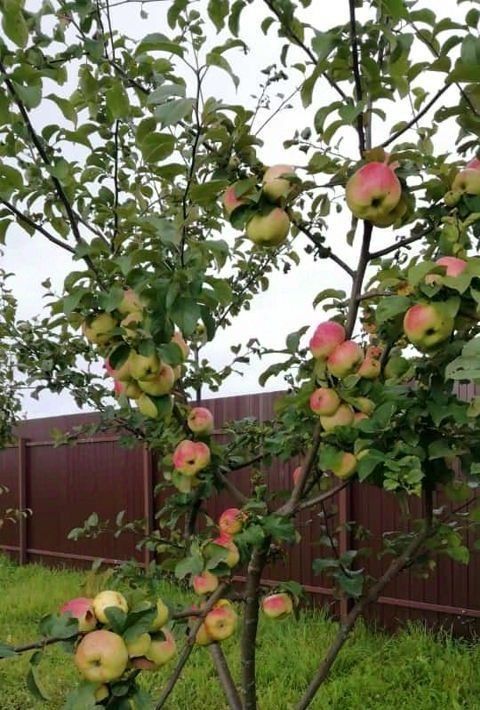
[1,555,479,709]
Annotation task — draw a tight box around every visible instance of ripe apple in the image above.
[452,168,480,196]
[74,630,128,683]
[82,313,117,346]
[145,629,176,667]
[371,192,408,228]
[92,591,128,624]
[60,597,97,633]
[151,598,169,631]
[309,321,346,359]
[118,289,144,316]
[357,357,381,379]
[195,622,212,646]
[467,157,480,170]
[204,605,237,641]
[172,440,211,476]
[187,407,214,435]
[210,534,240,568]
[345,162,402,224]
[309,387,341,416]
[171,331,189,361]
[126,632,151,658]
[403,303,454,350]
[246,208,290,247]
[262,164,296,203]
[138,363,175,396]
[218,508,246,535]
[331,452,357,480]
[262,593,293,619]
[436,256,467,277]
[366,345,383,359]
[320,403,354,431]
[327,341,364,378]
[129,351,160,380]
[193,571,219,595]
[223,184,247,215]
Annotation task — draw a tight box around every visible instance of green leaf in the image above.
[175,554,203,580]
[106,81,130,120]
[12,82,42,109]
[312,558,338,574]
[312,289,346,308]
[206,52,239,88]
[104,606,127,634]
[382,0,408,21]
[2,4,28,47]
[154,98,195,126]
[64,681,98,710]
[139,133,175,163]
[286,326,309,353]
[0,643,16,658]
[46,94,77,124]
[0,164,23,198]
[208,0,229,31]
[446,545,470,564]
[375,296,410,326]
[262,514,296,543]
[136,33,184,56]
[27,666,49,702]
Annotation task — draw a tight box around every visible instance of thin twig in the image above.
[215,469,249,506]
[278,422,323,516]
[293,220,355,277]
[369,232,425,259]
[381,84,450,148]
[296,481,349,513]
[0,199,76,254]
[347,0,365,155]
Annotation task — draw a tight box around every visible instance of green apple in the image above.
[74,630,128,683]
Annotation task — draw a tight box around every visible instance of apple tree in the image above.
[2,0,480,707]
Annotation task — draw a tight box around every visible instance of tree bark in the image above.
[210,643,242,710]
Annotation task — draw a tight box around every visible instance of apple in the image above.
[320,403,354,432]
[120,311,143,340]
[452,168,480,196]
[171,331,189,361]
[436,256,467,277]
[195,622,213,646]
[366,345,382,359]
[345,162,402,224]
[223,184,247,216]
[92,591,128,624]
[105,353,132,383]
[151,598,169,631]
[126,632,151,658]
[95,685,109,702]
[371,192,408,229]
[353,412,368,425]
[246,208,290,247]
[172,440,211,476]
[123,380,142,399]
[138,363,175,396]
[309,387,341,416]
[403,303,454,350]
[204,605,238,641]
[210,534,240,568]
[129,351,160,380]
[145,629,176,667]
[82,313,117,346]
[353,397,375,415]
[357,357,381,379]
[137,393,161,418]
[309,321,346,359]
[74,630,128,683]
[292,466,302,486]
[60,597,96,633]
[173,364,182,381]
[327,341,364,378]
[218,507,246,535]
[444,190,462,207]
[193,571,219,595]
[262,164,296,203]
[118,289,144,316]
[187,407,214,435]
[467,157,480,170]
[261,593,293,619]
[331,452,357,480]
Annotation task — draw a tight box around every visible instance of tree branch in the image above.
[0,199,76,254]
[348,0,365,155]
[381,84,450,148]
[215,469,249,506]
[293,220,355,277]
[261,0,347,101]
[209,643,242,710]
[369,231,425,259]
[296,481,350,513]
[278,422,323,516]
[154,583,229,709]
[295,513,433,709]
[345,221,373,337]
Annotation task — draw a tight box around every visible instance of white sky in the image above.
[2,0,469,417]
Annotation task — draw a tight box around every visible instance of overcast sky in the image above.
[2,0,468,418]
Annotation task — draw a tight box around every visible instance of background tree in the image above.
[2,0,480,707]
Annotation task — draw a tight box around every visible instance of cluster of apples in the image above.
[444,156,480,206]
[170,406,214,491]
[223,164,297,247]
[61,590,174,701]
[309,321,381,381]
[345,160,407,228]
[82,289,189,418]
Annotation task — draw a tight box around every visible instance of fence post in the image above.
[142,444,154,569]
[17,438,28,565]
[338,484,352,622]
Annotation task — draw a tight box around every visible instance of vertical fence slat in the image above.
[143,444,154,569]
[338,484,351,622]
[17,438,28,565]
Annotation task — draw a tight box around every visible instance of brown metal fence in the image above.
[1,390,480,632]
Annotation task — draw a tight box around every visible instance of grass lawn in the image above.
[1,555,479,709]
